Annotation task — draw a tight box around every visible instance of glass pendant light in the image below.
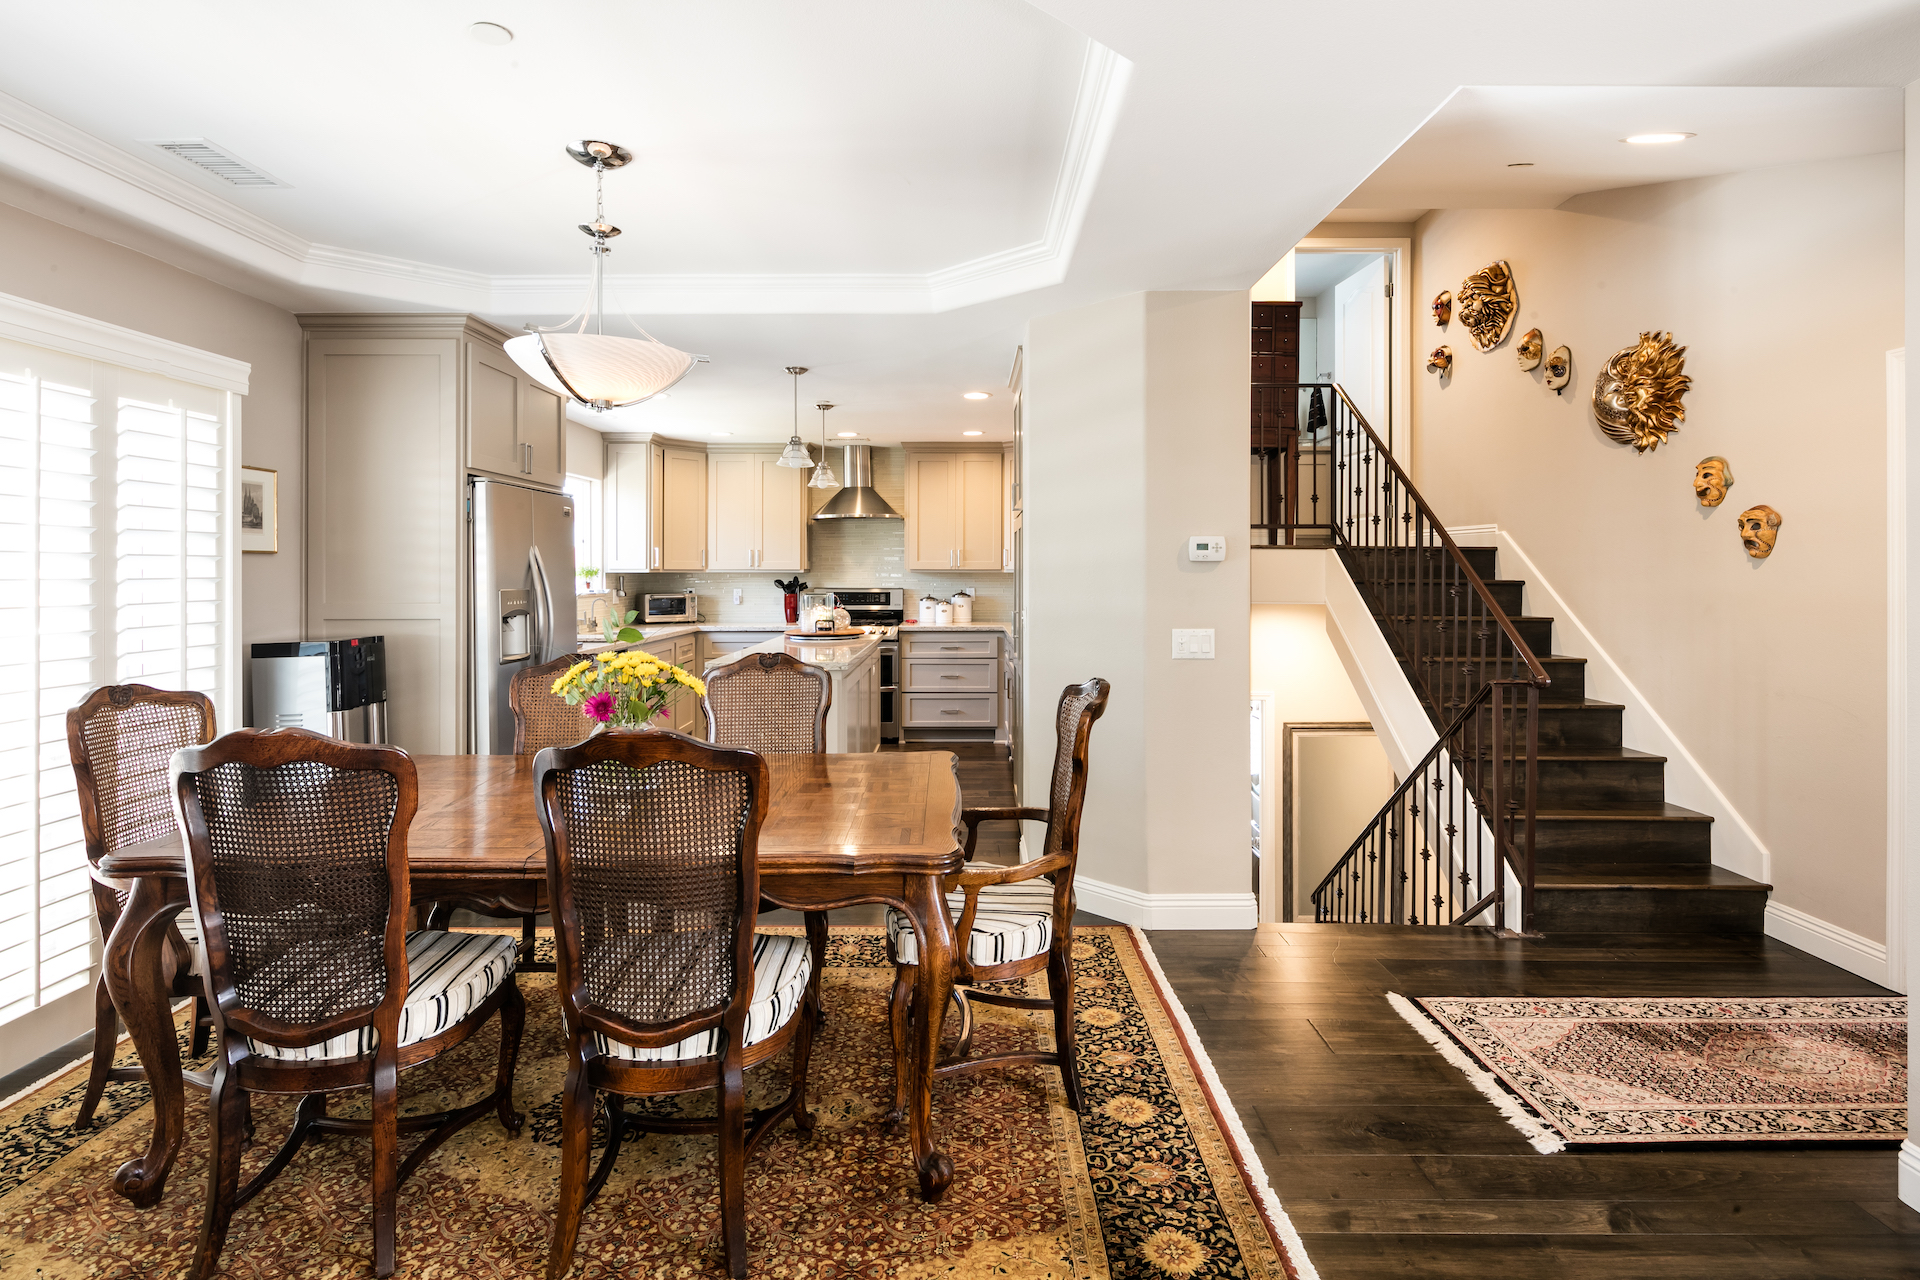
[776,365,813,468]
[504,141,707,411]
[809,402,839,489]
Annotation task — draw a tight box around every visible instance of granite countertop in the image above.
[898,622,1010,634]
[576,620,1010,649]
[704,631,883,674]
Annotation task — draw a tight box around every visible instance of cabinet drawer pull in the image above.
[940,709,963,715]
[941,645,962,650]
[941,674,963,680]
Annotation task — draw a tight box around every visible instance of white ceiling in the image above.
[3,0,1919,448]
[1339,86,1902,215]
[1293,252,1382,300]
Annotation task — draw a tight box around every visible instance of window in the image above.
[0,327,240,1027]
[563,472,600,592]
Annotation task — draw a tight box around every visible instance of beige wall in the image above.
[0,198,305,692]
[1025,291,1251,914]
[1410,152,1901,941]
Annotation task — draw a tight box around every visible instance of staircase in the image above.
[1271,384,1769,936]
[1354,543,1770,935]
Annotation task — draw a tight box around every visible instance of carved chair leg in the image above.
[949,988,975,1066]
[718,1060,749,1280]
[369,1055,400,1278]
[188,1065,247,1280]
[1047,944,1083,1113]
[495,979,527,1135]
[423,902,456,931]
[885,963,915,1133]
[190,989,213,1060]
[788,914,829,1136]
[76,973,121,1128]
[546,1059,595,1280]
[803,910,830,1029]
[519,914,537,968]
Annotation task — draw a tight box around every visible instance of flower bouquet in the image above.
[551,650,708,730]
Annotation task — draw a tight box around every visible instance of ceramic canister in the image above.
[934,600,955,626]
[918,595,942,625]
[948,592,973,624]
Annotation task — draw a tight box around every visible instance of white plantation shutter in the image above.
[0,329,239,1028]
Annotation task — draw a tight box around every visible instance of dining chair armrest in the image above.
[947,855,1072,969]
[960,806,1051,860]
[953,854,1069,890]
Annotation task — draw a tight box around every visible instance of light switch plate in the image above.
[1188,535,1227,562]
[733,588,743,605]
[1172,628,1215,660]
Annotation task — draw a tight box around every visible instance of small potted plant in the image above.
[774,576,807,626]
[577,565,601,593]
[551,649,706,731]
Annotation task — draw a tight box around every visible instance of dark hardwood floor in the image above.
[1147,923,1920,1279]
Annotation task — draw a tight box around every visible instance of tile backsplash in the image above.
[603,446,1013,626]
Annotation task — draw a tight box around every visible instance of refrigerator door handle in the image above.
[529,543,554,664]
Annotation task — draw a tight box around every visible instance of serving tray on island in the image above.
[785,626,869,639]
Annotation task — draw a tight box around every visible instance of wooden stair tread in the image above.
[1534,865,1771,891]
[1526,747,1666,764]
[1533,803,1713,823]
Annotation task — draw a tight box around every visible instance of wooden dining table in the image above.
[94,749,967,1209]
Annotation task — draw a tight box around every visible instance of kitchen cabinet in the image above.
[662,444,708,570]
[466,343,567,488]
[1002,442,1016,574]
[903,444,1003,571]
[669,634,701,735]
[900,630,1002,738]
[303,312,568,755]
[708,446,808,572]
[603,433,706,573]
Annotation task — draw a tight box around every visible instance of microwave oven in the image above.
[642,591,698,623]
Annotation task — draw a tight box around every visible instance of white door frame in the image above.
[1295,237,1414,464]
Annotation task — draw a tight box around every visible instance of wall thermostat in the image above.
[1188,535,1227,562]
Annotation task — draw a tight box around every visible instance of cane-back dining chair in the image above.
[885,678,1109,1116]
[173,729,525,1280]
[701,650,831,753]
[66,683,217,1127]
[418,653,597,971]
[535,730,821,1280]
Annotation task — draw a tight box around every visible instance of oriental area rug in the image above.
[1390,993,1907,1152]
[0,927,1316,1280]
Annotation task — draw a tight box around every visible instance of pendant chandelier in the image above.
[776,366,813,468]
[504,140,706,412]
[809,402,838,489]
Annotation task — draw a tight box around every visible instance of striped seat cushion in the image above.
[595,933,812,1064]
[886,880,1056,968]
[240,931,517,1063]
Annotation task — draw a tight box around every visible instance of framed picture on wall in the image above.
[239,466,278,553]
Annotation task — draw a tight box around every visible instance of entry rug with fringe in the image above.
[1390,993,1907,1150]
[0,926,1316,1279]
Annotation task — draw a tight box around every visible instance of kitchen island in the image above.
[705,632,884,753]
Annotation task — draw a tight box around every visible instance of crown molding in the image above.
[0,288,251,393]
[0,40,1131,316]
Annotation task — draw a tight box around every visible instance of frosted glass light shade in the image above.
[808,461,838,489]
[504,332,701,410]
[776,437,813,468]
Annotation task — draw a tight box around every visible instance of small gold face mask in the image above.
[1737,505,1781,558]
[1692,457,1733,507]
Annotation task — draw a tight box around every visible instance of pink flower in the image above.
[583,691,616,723]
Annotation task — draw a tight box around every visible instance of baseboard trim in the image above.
[1764,901,1889,986]
[1076,877,1257,930]
[1900,1141,1920,1209]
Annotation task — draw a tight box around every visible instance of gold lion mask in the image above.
[1455,261,1518,352]
[1592,331,1690,453]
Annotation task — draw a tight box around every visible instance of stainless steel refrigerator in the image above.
[470,478,575,754]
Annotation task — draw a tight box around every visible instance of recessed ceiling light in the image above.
[651,392,670,401]
[837,431,858,438]
[962,391,990,400]
[1624,132,1694,145]
[468,21,513,44]
[962,430,984,436]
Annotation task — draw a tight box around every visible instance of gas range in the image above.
[824,589,903,742]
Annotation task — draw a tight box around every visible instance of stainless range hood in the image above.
[812,444,901,519]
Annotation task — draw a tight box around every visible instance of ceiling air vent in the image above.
[143,139,290,189]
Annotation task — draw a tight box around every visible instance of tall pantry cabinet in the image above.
[300,313,566,755]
